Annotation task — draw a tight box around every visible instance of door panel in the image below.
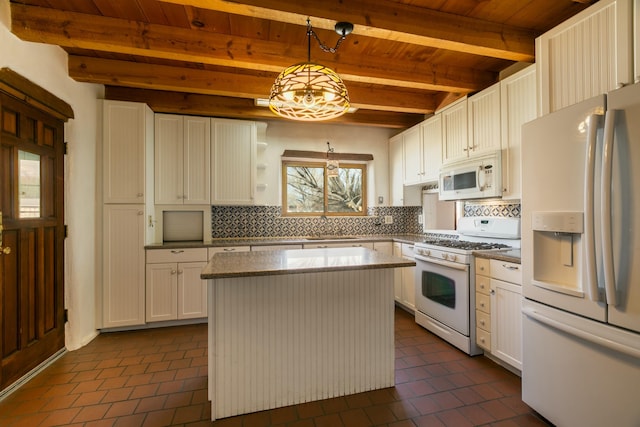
[0,92,65,391]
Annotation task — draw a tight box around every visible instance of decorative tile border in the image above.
[211,206,423,238]
[210,201,521,238]
[463,200,521,218]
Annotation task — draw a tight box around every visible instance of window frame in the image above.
[281,160,367,217]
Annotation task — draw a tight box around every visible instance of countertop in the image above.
[146,234,426,249]
[473,249,521,264]
[200,246,416,279]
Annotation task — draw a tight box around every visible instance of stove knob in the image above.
[449,254,457,262]
[425,250,430,256]
[441,253,448,260]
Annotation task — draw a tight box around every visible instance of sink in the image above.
[306,236,359,240]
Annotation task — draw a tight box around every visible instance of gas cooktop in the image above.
[420,238,511,251]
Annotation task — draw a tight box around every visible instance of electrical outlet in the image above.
[418,214,424,224]
[384,215,393,224]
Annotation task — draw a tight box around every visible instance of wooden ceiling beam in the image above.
[70,56,436,114]
[104,86,425,128]
[160,0,536,61]
[10,3,495,93]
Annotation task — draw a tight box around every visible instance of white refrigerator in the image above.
[521,84,640,427]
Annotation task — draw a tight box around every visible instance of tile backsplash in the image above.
[210,201,521,239]
[211,206,423,239]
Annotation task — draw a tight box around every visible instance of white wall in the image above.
[0,0,104,350]
[256,120,395,208]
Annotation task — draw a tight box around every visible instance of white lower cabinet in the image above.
[146,248,209,322]
[475,257,523,372]
[393,242,415,311]
[102,204,146,328]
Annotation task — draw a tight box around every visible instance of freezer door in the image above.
[604,83,640,333]
[522,300,640,427]
[521,95,606,321]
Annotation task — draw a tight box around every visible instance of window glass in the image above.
[18,150,40,218]
[283,161,366,216]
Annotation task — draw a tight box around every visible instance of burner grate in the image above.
[421,238,510,251]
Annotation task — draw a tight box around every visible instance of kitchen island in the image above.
[201,247,415,420]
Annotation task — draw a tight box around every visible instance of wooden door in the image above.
[0,92,65,391]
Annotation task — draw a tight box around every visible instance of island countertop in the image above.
[201,246,415,279]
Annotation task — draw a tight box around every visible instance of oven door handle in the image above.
[415,255,469,272]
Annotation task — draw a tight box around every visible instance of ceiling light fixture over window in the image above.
[269,18,353,121]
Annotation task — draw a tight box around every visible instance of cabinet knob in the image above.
[490,289,495,295]
[178,270,183,274]
[138,211,144,215]
[480,320,485,326]
[171,270,177,275]
[137,193,143,197]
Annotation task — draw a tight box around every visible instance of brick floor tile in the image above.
[72,403,111,422]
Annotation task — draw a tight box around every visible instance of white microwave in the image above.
[439,151,502,201]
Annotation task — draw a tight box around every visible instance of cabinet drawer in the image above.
[401,244,415,258]
[476,292,491,313]
[476,327,491,351]
[476,257,490,275]
[476,310,491,332]
[475,274,490,295]
[147,248,208,263]
[208,246,250,258]
[490,259,522,284]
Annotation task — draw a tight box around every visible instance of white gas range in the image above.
[413,217,521,355]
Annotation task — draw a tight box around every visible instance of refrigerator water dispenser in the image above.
[531,212,584,296]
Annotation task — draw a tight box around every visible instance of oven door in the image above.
[415,254,470,335]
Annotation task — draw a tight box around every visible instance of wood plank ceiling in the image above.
[9,0,594,128]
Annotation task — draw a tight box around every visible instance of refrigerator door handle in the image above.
[601,109,617,306]
[523,305,640,358]
[584,114,600,302]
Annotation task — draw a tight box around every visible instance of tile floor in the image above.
[0,308,552,426]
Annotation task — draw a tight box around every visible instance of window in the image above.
[282,161,366,216]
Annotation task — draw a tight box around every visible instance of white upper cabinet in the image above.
[103,100,153,204]
[155,114,210,205]
[211,119,257,205]
[421,113,443,184]
[402,124,422,185]
[500,64,537,200]
[467,82,502,156]
[389,133,420,206]
[402,115,442,185]
[441,97,469,164]
[537,0,633,114]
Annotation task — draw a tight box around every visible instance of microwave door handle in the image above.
[584,114,600,302]
[476,166,484,191]
[601,109,617,306]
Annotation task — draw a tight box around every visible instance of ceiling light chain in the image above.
[307,18,353,54]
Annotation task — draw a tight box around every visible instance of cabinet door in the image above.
[183,116,211,204]
[468,82,501,156]
[155,114,184,204]
[490,278,523,370]
[211,119,256,205]
[500,65,537,200]
[102,205,145,328]
[421,114,442,183]
[402,125,422,185]
[536,0,633,114]
[441,98,469,164]
[178,261,208,319]
[103,101,151,203]
[373,241,393,254]
[146,262,178,322]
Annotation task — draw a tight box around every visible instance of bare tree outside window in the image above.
[283,161,366,216]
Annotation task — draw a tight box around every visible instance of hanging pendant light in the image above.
[269,19,353,121]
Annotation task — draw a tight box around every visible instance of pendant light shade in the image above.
[269,19,352,121]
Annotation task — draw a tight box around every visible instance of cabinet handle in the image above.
[223,248,236,252]
[502,264,519,271]
[171,250,184,254]
[137,193,143,197]
[137,211,143,215]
